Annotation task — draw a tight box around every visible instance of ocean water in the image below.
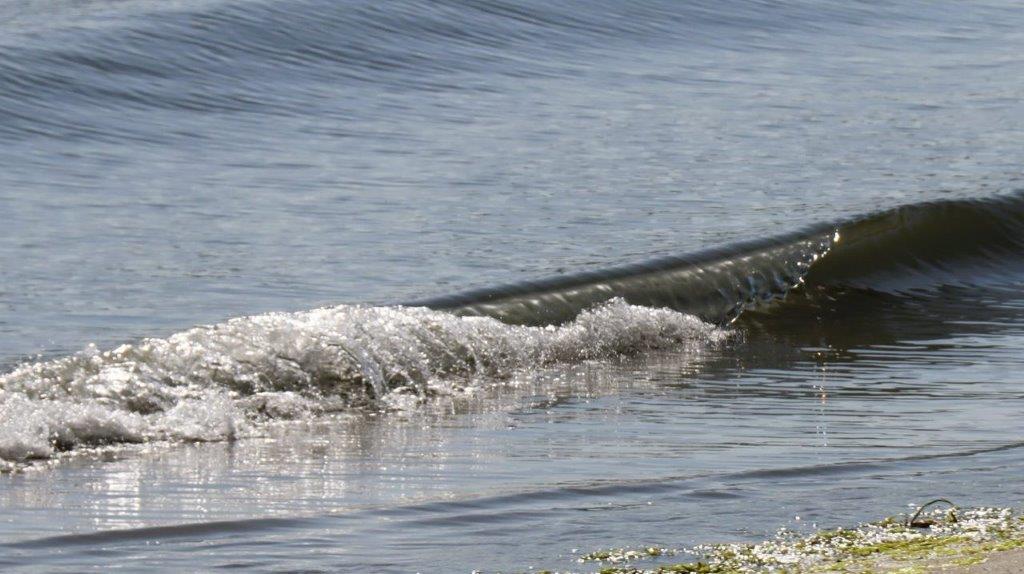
[2,0,1024,572]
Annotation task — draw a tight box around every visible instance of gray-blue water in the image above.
[2,1,1024,571]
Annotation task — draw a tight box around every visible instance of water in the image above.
[2,0,1024,571]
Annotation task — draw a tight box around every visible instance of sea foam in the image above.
[0,299,726,467]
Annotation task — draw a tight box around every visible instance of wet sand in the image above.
[937,548,1024,573]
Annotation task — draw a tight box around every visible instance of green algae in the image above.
[844,533,969,559]
[533,506,1024,574]
[812,520,1024,573]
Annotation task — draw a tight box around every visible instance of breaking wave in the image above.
[0,300,725,468]
[3,192,1023,468]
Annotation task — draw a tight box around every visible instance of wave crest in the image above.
[6,193,1023,468]
[0,299,725,467]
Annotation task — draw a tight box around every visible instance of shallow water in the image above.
[2,0,1024,572]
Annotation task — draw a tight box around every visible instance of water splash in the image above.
[0,299,726,467]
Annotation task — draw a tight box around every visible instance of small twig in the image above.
[908,498,958,528]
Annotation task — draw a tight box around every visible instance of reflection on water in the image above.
[3,283,1024,571]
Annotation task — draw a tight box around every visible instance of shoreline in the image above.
[949,548,1024,573]
[560,504,1024,574]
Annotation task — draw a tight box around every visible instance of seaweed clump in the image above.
[569,506,1024,574]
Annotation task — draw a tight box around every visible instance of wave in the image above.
[0,301,725,468]
[413,231,835,325]
[802,192,1024,291]
[416,192,1024,325]
[2,192,1022,467]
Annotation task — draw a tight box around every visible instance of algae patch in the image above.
[534,506,1024,574]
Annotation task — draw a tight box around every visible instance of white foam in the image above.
[0,299,728,466]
